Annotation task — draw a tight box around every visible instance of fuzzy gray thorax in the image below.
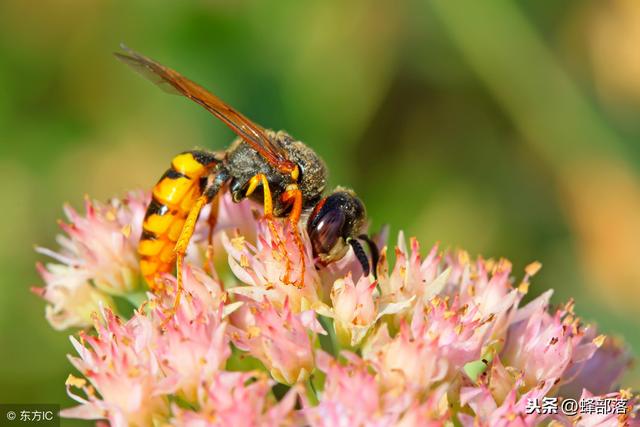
[224,130,328,217]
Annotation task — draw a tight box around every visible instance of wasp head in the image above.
[307,188,377,276]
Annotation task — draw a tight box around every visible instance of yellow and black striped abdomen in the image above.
[138,150,218,287]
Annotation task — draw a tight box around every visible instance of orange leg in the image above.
[282,185,305,288]
[245,174,294,283]
[245,173,275,216]
[161,194,208,326]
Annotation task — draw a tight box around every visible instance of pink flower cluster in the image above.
[33,192,149,330]
[35,192,639,426]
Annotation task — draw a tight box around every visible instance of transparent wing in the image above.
[115,45,296,174]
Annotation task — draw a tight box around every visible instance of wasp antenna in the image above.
[347,237,370,277]
[358,234,380,279]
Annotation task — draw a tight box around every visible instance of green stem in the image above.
[317,315,339,357]
[305,376,319,406]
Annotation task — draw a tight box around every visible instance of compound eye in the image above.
[309,208,346,255]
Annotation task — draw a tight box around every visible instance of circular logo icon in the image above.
[6,411,16,421]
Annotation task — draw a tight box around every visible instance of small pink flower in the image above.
[172,371,300,427]
[222,218,322,312]
[303,351,448,427]
[363,294,494,391]
[363,322,448,393]
[35,191,149,297]
[62,308,169,427]
[153,294,230,403]
[229,298,325,384]
[153,263,227,316]
[410,295,495,375]
[457,354,557,426]
[377,235,445,306]
[501,291,599,391]
[304,351,385,427]
[332,274,377,328]
[315,272,413,348]
[559,333,633,399]
[32,262,114,330]
[327,274,377,347]
[446,254,524,342]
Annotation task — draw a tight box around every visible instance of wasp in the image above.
[115,47,378,311]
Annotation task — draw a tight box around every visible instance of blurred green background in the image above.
[2,0,640,421]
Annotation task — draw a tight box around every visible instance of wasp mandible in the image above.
[115,47,378,312]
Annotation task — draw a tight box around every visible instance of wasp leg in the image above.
[168,194,207,319]
[163,170,228,325]
[281,185,305,288]
[244,174,293,283]
[245,173,273,215]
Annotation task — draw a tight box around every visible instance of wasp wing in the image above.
[115,45,296,174]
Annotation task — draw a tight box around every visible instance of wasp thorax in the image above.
[271,131,328,209]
